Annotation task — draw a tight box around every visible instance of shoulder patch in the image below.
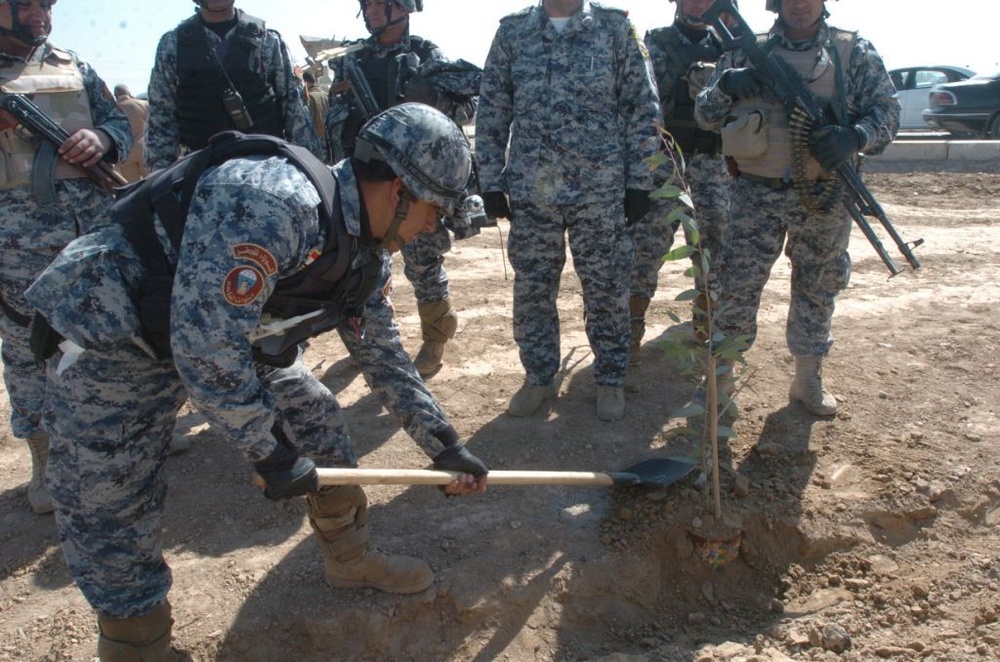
[233,244,278,276]
[223,266,266,306]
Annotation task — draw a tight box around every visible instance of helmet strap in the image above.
[0,0,49,50]
[377,187,414,251]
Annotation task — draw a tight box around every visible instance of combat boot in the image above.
[596,385,625,421]
[26,432,53,514]
[789,355,837,416]
[307,485,433,594]
[97,601,186,661]
[628,295,650,366]
[507,381,557,417]
[413,299,458,377]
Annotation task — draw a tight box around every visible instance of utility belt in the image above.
[740,173,838,193]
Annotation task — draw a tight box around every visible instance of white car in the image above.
[889,66,975,130]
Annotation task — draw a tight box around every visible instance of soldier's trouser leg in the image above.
[628,197,678,364]
[507,201,567,386]
[715,179,791,351]
[44,344,186,620]
[307,485,433,594]
[783,197,852,357]
[567,199,634,388]
[402,224,456,377]
[258,355,358,468]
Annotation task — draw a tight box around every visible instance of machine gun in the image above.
[0,93,127,194]
[702,0,923,276]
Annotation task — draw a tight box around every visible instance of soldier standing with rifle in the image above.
[0,0,131,514]
[695,0,901,416]
[326,0,480,378]
[629,0,733,366]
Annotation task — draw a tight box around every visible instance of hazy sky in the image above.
[48,0,1000,96]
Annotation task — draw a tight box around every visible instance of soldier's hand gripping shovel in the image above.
[314,457,699,489]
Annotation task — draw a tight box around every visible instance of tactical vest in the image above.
[646,26,724,155]
[0,48,95,188]
[174,12,285,151]
[729,28,856,181]
[338,36,437,155]
[114,131,382,366]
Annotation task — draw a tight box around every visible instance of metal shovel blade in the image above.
[314,457,698,490]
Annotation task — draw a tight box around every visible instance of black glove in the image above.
[809,124,862,172]
[718,67,767,99]
[433,443,489,479]
[481,191,511,220]
[624,189,652,226]
[253,441,318,501]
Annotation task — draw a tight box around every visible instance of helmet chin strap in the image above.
[377,188,414,251]
[0,1,50,48]
[362,0,407,39]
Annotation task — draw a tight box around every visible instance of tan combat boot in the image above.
[628,295,650,367]
[26,432,53,514]
[413,299,458,378]
[307,485,433,594]
[97,601,186,661]
[789,355,838,416]
[596,385,625,422]
[507,381,557,417]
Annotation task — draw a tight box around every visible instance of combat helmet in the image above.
[354,102,472,215]
[0,0,55,49]
[767,0,834,11]
[360,0,421,38]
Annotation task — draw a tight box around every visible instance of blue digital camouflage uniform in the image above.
[476,0,661,388]
[695,20,899,357]
[631,22,731,300]
[145,10,322,170]
[25,157,460,619]
[326,34,478,306]
[0,44,131,441]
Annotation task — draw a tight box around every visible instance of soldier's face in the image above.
[1,0,52,39]
[394,197,440,250]
[363,0,407,31]
[680,0,714,23]
[780,0,824,37]
[542,0,582,19]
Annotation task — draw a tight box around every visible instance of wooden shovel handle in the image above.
[317,468,618,486]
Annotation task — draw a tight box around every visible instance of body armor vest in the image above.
[114,132,381,366]
[0,48,95,188]
[729,28,855,181]
[174,12,285,150]
[646,25,723,155]
[338,36,436,155]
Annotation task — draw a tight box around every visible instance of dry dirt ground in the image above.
[1,163,999,661]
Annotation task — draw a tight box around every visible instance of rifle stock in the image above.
[702,0,922,275]
[0,93,127,193]
[342,54,381,122]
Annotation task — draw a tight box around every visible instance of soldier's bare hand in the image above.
[59,128,111,168]
[443,473,488,496]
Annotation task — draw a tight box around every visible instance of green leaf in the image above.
[678,192,694,209]
[675,288,700,301]
[664,245,694,261]
[684,265,701,279]
[716,426,735,438]
[667,207,689,224]
[651,184,682,200]
[666,310,681,323]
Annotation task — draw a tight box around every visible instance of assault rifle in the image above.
[702,0,923,276]
[341,54,381,122]
[0,93,128,194]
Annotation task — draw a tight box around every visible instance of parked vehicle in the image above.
[889,66,975,130]
[923,71,1000,139]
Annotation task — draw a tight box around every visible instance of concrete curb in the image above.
[872,140,1000,163]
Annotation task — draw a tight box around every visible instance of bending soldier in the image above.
[26,103,489,660]
[0,0,131,514]
[695,0,900,415]
[326,0,480,378]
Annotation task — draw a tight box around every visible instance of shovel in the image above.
[315,457,699,489]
